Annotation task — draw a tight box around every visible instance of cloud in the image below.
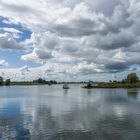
[0,27,23,39]
[21,48,52,64]
[0,0,140,80]
[0,63,80,81]
[0,27,22,34]
[0,1,133,35]
[52,3,107,37]
[105,62,129,73]
[0,33,24,50]
[20,66,30,72]
[0,59,8,67]
[20,32,58,63]
[31,32,59,50]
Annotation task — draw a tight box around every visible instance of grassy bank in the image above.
[83,83,140,89]
[10,82,42,86]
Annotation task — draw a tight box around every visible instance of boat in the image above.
[63,83,70,89]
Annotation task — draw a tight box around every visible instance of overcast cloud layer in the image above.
[0,0,140,81]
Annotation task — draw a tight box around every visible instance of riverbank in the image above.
[10,82,42,86]
[83,83,140,89]
[2,82,140,88]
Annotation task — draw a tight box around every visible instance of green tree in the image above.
[35,78,46,84]
[86,81,92,88]
[121,79,126,84]
[5,79,11,86]
[126,73,139,83]
[0,76,4,86]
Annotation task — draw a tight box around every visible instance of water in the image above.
[0,85,140,140]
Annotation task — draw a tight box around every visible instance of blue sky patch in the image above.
[0,16,32,42]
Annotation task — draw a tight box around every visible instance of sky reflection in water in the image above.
[0,85,140,140]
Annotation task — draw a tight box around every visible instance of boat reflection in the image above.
[63,89,69,94]
[127,89,138,99]
[87,89,92,94]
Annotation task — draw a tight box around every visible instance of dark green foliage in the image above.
[126,73,139,83]
[33,78,57,85]
[113,80,117,83]
[87,82,92,88]
[0,76,4,86]
[50,80,57,84]
[5,79,11,86]
[121,79,127,84]
[33,78,45,84]
[11,81,39,85]
[83,73,140,89]
[37,78,47,84]
[83,81,93,88]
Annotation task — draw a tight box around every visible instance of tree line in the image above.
[0,77,11,86]
[0,73,139,86]
[109,73,139,84]
[33,78,57,85]
[0,77,57,86]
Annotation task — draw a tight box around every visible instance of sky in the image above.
[0,0,140,82]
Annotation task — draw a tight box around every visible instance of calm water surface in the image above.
[0,85,140,140]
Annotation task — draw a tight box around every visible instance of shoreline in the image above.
[1,83,140,89]
[82,83,140,89]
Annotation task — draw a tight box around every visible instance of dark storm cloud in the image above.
[105,62,129,72]
[97,32,137,50]
[0,1,40,14]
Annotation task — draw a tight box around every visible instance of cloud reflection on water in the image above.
[0,85,140,139]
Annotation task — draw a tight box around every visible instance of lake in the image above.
[0,85,140,140]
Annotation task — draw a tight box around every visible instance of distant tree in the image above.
[113,80,117,83]
[0,76,4,86]
[86,81,92,88]
[5,79,11,86]
[126,73,139,83]
[37,78,46,84]
[121,79,126,84]
[33,78,57,85]
[50,80,57,84]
